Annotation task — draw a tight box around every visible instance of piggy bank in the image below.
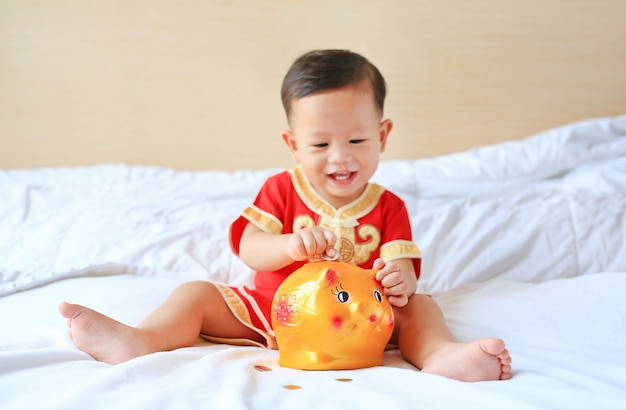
[271,261,394,370]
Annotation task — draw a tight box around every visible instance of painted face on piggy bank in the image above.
[271,261,394,370]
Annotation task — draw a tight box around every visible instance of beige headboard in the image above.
[1,0,625,171]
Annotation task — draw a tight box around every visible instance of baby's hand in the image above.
[373,258,417,307]
[287,227,336,262]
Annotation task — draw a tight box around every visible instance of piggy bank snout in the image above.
[351,299,389,331]
[352,299,382,319]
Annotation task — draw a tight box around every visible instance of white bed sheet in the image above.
[2,274,625,409]
[1,115,626,409]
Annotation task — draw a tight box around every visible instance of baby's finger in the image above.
[379,270,403,288]
[302,234,321,257]
[321,230,339,260]
[372,258,385,270]
[383,281,409,298]
[375,261,399,282]
[290,236,309,261]
[303,228,331,258]
[314,229,332,256]
[322,248,339,261]
[387,294,409,308]
[322,229,337,249]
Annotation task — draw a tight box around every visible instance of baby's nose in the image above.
[329,144,352,163]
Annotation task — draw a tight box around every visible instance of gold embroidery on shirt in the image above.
[243,205,283,234]
[380,240,422,261]
[353,224,381,265]
[289,167,385,264]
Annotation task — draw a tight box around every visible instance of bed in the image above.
[1,115,626,409]
[2,1,626,409]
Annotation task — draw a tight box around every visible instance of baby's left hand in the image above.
[373,258,417,307]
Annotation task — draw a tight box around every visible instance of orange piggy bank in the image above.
[271,261,394,370]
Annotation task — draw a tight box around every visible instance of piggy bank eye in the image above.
[374,289,383,303]
[336,290,350,303]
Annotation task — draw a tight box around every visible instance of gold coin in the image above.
[254,365,272,372]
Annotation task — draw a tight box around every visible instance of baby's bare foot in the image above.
[59,302,152,364]
[421,338,512,382]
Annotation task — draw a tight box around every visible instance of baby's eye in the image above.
[373,289,382,303]
[336,290,350,303]
[312,142,328,148]
[349,139,365,144]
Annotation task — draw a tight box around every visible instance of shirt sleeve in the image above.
[229,171,289,256]
[379,192,422,279]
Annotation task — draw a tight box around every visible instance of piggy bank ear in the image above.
[319,268,341,288]
[368,268,380,281]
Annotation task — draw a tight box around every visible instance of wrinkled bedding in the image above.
[1,116,625,409]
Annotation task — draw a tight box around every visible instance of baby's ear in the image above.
[281,130,300,163]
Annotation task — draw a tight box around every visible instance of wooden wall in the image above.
[1,0,625,170]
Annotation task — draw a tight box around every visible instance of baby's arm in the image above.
[373,258,417,308]
[238,222,336,272]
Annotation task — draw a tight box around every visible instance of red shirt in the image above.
[230,167,421,301]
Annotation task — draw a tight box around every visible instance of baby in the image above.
[60,49,511,381]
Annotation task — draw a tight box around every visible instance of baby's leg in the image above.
[59,281,263,365]
[392,294,512,382]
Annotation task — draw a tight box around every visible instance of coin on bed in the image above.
[254,365,272,372]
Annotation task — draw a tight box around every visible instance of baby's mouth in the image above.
[329,171,356,183]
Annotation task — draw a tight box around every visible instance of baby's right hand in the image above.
[287,227,336,262]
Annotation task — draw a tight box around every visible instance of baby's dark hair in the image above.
[281,49,387,121]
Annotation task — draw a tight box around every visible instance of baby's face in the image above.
[282,83,391,208]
